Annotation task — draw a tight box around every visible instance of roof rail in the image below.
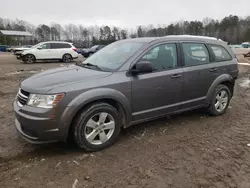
[163,35,227,43]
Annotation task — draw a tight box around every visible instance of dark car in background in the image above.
[81,45,106,58]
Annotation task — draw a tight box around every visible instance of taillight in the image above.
[72,47,77,52]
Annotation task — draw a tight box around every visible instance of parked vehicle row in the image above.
[13,35,238,151]
[18,41,78,63]
[81,45,106,57]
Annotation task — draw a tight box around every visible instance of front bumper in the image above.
[13,101,63,143]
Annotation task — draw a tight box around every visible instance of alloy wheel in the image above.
[215,90,229,112]
[26,55,34,63]
[84,112,115,145]
[64,55,71,63]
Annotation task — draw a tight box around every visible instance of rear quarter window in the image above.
[209,44,232,61]
[182,43,210,66]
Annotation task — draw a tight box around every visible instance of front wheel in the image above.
[72,103,121,151]
[23,54,35,63]
[207,84,231,116]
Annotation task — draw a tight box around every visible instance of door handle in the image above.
[171,74,181,78]
[209,67,218,72]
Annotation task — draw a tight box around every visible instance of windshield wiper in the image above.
[82,63,102,70]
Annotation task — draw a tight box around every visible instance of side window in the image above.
[182,43,210,66]
[61,43,71,48]
[209,44,232,61]
[141,43,177,71]
[52,43,71,49]
[40,43,51,49]
[51,43,59,49]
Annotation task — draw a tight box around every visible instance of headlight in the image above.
[27,93,64,108]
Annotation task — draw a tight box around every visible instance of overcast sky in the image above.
[0,0,249,27]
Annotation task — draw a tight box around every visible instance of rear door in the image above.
[180,42,221,109]
[208,44,236,77]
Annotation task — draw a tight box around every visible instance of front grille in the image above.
[17,89,30,106]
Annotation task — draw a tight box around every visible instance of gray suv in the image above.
[13,35,238,151]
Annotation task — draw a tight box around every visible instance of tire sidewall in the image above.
[74,104,121,151]
[210,85,231,115]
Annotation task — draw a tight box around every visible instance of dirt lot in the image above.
[0,52,250,188]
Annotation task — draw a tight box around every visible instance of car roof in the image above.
[123,35,227,44]
[42,41,73,44]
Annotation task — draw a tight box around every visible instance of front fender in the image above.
[66,88,132,126]
[206,74,234,103]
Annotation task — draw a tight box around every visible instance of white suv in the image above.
[21,41,79,63]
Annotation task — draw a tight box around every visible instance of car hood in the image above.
[22,49,35,54]
[20,65,112,94]
[15,47,30,50]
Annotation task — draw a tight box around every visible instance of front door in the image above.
[131,43,183,122]
[35,43,52,59]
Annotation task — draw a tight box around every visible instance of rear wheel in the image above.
[23,54,35,63]
[207,84,231,116]
[72,103,121,151]
[62,54,72,63]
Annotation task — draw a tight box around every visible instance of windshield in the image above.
[82,41,144,71]
[31,43,42,48]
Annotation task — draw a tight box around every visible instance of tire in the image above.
[207,84,231,116]
[72,103,121,151]
[62,54,72,63]
[23,54,35,64]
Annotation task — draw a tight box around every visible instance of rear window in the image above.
[209,45,232,61]
[52,43,71,49]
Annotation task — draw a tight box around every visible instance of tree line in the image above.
[0,15,250,47]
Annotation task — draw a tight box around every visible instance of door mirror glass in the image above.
[131,61,153,75]
[37,46,42,50]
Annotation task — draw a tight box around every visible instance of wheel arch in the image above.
[206,74,235,104]
[62,53,72,59]
[63,88,132,141]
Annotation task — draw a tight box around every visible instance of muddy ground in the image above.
[0,52,250,188]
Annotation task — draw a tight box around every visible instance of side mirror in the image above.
[131,61,153,75]
[37,47,42,50]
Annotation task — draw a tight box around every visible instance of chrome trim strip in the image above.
[18,91,28,99]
